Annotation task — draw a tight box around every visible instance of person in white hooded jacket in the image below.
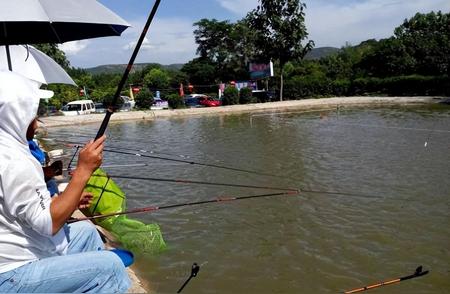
[0,71,131,292]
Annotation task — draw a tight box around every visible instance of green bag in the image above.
[83,169,167,254]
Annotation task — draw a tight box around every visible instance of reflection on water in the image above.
[49,105,450,293]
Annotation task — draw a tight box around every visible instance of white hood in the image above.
[0,71,63,273]
[0,70,52,147]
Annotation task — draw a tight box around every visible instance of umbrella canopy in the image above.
[0,45,76,85]
[0,0,129,45]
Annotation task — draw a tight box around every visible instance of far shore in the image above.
[40,96,445,128]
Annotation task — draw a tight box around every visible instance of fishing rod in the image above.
[177,263,200,293]
[344,266,429,293]
[95,0,161,140]
[100,148,286,179]
[63,141,190,159]
[300,189,386,200]
[93,174,299,192]
[67,190,299,223]
[64,141,287,178]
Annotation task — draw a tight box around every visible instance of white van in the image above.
[61,100,96,116]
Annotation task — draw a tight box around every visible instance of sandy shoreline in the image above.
[40,96,443,127]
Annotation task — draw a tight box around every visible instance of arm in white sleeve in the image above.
[2,160,53,237]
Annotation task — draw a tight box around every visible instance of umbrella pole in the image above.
[5,44,12,71]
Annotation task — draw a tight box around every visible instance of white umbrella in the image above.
[0,0,129,45]
[0,0,130,70]
[0,45,76,85]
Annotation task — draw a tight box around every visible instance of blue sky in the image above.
[60,0,450,68]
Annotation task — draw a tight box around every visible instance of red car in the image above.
[198,96,222,107]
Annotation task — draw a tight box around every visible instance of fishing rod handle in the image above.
[95,110,112,140]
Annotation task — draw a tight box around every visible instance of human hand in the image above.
[79,191,94,209]
[77,135,106,174]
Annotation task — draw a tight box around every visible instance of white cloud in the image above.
[66,0,450,68]
[216,0,257,16]
[66,17,197,67]
[305,0,450,47]
[216,0,450,48]
[59,40,89,55]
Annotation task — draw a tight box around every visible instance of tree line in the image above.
[36,1,449,111]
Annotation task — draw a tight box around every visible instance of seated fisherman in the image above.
[0,71,131,293]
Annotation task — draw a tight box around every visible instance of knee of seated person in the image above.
[101,250,126,268]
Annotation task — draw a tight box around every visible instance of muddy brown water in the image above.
[48,105,449,293]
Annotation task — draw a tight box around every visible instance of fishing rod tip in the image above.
[288,189,301,195]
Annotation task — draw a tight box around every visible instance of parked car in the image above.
[184,94,201,107]
[120,96,136,111]
[61,100,95,116]
[151,97,169,110]
[184,94,220,107]
[94,102,106,113]
[198,95,221,107]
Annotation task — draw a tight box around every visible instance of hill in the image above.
[84,47,338,74]
[305,47,340,60]
[85,63,184,75]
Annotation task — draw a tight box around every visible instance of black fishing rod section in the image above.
[93,173,299,192]
[95,0,161,140]
[67,190,299,223]
[102,148,286,179]
[62,141,285,178]
[60,140,190,159]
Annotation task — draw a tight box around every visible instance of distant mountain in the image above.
[85,47,338,74]
[85,63,184,75]
[305,47,340,60]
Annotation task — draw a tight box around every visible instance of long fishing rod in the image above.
[101,148,285,179]
[95,0,161,140]
[93,174,298,192]
[62,141,190,159]
[67,190,299,223]
[64,141,286,178]
[344,266,429,293]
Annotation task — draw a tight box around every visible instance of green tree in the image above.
[222,87,239,105]
[134,88,154,109]
[181,58,217,87]
[167,93,185,109]
[192,19,255,82]
[394,11,450,75]
[144,68,170,91]
[247,0,314,100]
[239,87,254,104]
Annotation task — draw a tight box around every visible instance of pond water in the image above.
[49,104,449,293]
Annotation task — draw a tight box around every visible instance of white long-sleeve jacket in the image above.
[0,71,65,273]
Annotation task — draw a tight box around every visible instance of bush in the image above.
[135,88,154,109]
[239,87,255,104]
[222,87,239,105]
[331,79,351,96]
[349,75,450,96]
[167,94,185,109]
[284,75,332,99]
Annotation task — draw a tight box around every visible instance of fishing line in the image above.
[51,139,190,159]
[300,189,386,200]
[67,141,190,159]
[67,191,299,223]
[63,142,296,181]
[93,174,299,192]
[101,148,287,179]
